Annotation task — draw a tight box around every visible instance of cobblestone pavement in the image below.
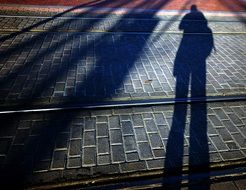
[0,15,245,107]
[0,15,245,33]
[0,6,245,189]
[0,101,245,188]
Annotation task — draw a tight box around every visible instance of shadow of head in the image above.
[179,4,211,36]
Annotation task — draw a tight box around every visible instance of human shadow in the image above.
[163,5,214,189]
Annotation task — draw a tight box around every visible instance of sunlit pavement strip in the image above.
[0,5,245,17]
[0,15,246,34]
[0,4,246,19]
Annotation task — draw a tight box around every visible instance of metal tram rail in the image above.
[0,95,245,114]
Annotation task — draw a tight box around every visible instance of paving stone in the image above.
[111,145,125,163]
[93,164,120,175]
[237,126,246,137]
[123,135,137,152]
[211,181,238,190]
[83,147,96,166]
[149,133,164,148]
[63,167,92,181]
[220,150,244,160]
[91,109,112,116]
[109,116,120,129]
[71,125,82,139]
[67,157,81,168]
[114,108,133,114]
[120,115,131,121]
[132,114,144,126]
[126,152,139,162]
[121,121,134,135]
[97,154,111,165]
[232,133,246,149]
[55,133,69,149]
[210,135,228,151]
[223,120,239,134]
[153,149,165,158]
[209,115,223,127]
[110,129,123,144]
[216,128,233,142]
[51,150,67,169]
[138,142,153,160]
[209,152,223,162]
[83,131,96,146]
[226,142,240,150]
[54,82,65,91]
[32,170,63,184]
[84,117,96,130]
[96,123,109,137]
[97,137,110,154]
[228,114,244,126]
[143,113,154,119]
[213,108,229,120]
[146,159,165,169]
[18,120,32,129]
[157,125,170,139]
[233,107,246,118]
[133,107,153,113]
[69,139,81,156]
[207,121,219,135]
[134,127,148,142]
[120,161,146,173]
[154,113,166,125]
[34,159,50,172]
[145,119,158,133]
[96,116,108,123]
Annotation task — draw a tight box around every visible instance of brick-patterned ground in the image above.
[0,101,245,187]
[0,4,245,189]
[0,18,245,107]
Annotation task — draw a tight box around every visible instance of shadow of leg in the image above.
[163,75,189,189]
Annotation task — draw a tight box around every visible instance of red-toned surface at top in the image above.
[0,0,245,12]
